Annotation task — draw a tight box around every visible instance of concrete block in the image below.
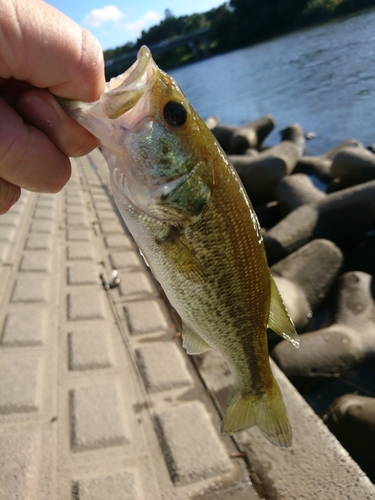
[67,243,94,260]
[0,357,41,413]
[155,401,232,485]
[124,300,169,335]
[69,383,128,452]
[67,290,106,321]
[110,251,142,270]
[0,425,40,499]
[72,470,138,500]
[118,272,154,298]
[136,342,193,393]
[0,226,16,242]
[11,275,50,303]
[66,229,92,242]
[99,221,124,234]
[1,309,47,346]
[30,220,54,234]
[19,252,53,272]
[33,208,54,220]
[0,213,21,226]
[25,234,53,250]
[68,327,112,370]
[67,262,99,285]
[105,235,133,249]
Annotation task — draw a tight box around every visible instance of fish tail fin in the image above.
[221,379,292,447]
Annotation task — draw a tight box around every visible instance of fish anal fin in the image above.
[182,323,211,355]
[268,275,299,348]
[221,379,292,447]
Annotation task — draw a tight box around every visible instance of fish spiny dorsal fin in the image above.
[182,323,211,355]
[268,275,299,348]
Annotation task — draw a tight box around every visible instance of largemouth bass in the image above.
[60,46,299,447]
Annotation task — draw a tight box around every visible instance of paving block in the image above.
[155,401,232,485]
[118,272,154,298]
[65,196,84,207]
[30,220,54,234]
[99,221,124,234]
[67,262,99,285]
[33,208,54,220]
[66,214,88,226]
[104,235,133,249]
[0,243,11,263]
[66,229,92,242]
[0,226,16,242]
[67,290,106,321]
[124,300,169,335]
[68,327,112,370]
[38,193,56,204]
[25,234,53,250]
[11,275,50,303]
[110,251,142,270]
[35,198,55,210]
[19,252,52,272]
[66,205,85,215]
[91,193,109,202]
[72,470,138,500]
[0,357,42,413]
[87,178,101,187]
[94,201,113,211]
[1,309,47,346]
[96,210,116,221]
[69,383,128,452]
[67,243,94,261]
[0,212,21,226]
[0,425,40,499]
[136,342,193,393]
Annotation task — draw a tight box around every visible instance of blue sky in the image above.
[46,1,225,51]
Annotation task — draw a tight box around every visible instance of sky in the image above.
[46,1,225,51]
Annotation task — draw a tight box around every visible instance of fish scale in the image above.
[59,45,299,447]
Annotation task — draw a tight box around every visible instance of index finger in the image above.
[0,0,105,101]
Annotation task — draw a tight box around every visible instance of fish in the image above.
[59,45,299,447]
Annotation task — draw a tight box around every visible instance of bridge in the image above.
[105,28,210,76]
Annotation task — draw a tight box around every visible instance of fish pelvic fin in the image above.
[182,323,211,355]
[268,275,299,348]
[221,380,292,447]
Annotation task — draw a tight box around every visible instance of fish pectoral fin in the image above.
[221,379,292,447]
[182,323,211,355]
[268,275,299,348]
[156,228,206,284]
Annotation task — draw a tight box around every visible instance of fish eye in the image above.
[163,100,187,128]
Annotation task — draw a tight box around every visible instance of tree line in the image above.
[104,0,374,74]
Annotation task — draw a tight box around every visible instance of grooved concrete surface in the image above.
[1,149,374,500]
[0,152,253,500]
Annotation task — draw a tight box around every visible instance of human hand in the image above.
[0,0,106,213]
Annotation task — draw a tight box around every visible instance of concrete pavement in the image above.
[0,148,374,499]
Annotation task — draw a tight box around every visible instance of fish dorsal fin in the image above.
[182,323,211,355]
[268,275,299,348]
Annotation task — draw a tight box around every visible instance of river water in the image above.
[169,8,375,155]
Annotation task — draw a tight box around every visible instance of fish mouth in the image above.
[100,45,155,120]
